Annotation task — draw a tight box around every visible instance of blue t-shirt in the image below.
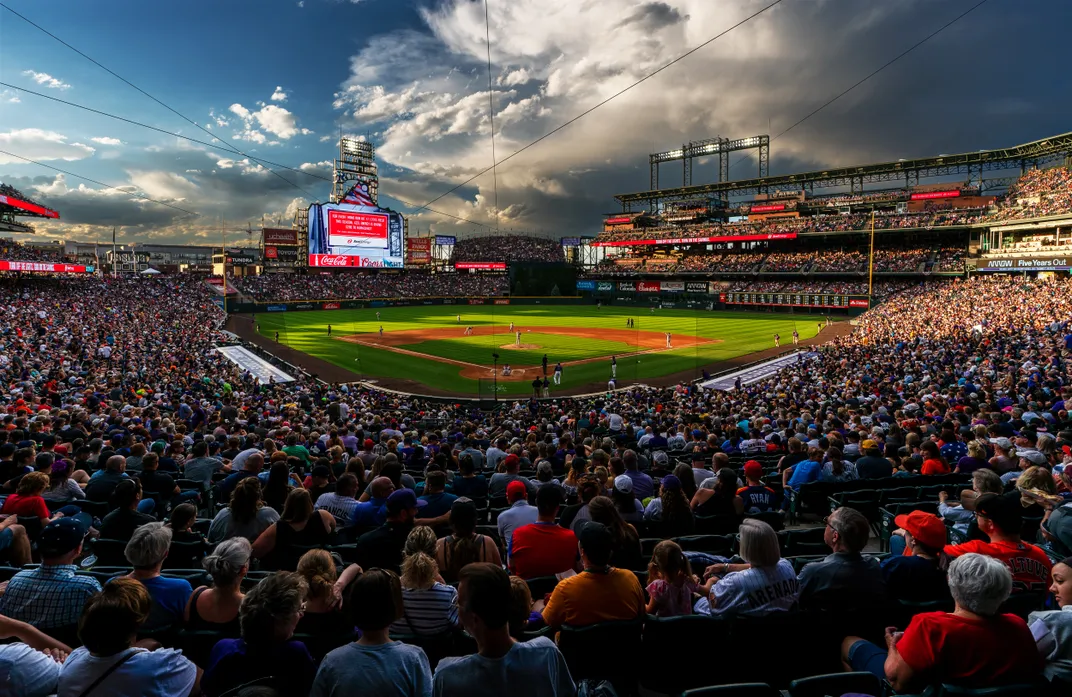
[352,498,388,527]
[137,575,192,630]
[787,460,821,489]
[312,641,432,697]
[418,492,458,519]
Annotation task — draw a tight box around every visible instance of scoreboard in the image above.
[722,292,869,309]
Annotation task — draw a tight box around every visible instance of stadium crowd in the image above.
[452,235,564,263]
[0,239,68,264]
[231,272,509,302]
[989,167,1072,221]
[0,270,1070,695]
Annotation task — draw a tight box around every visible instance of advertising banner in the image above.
[456,262,507,270]
[592,232,797,247]
[0,194,59,218]
[468,298,486,305]
[560,237,581,246]
[406,237,432,264]
[910,190,960,201]
[685,282,709,293]
[750,203,785,213]
[576,280,596,291]
[262,228,299,245]
[617,281,636,291]
[307,183,405,268]
[309,254,362,268]
[979,256,1070,271]
[849,298,870,308]
[407,237,432,250]
[494,299,510,305]
[637,281,661,292]
[266,304,287,312]
[264,247,299,264]
[597,281,614,291]
[434,235,457,246]
[604,216,633,225]
[406,251,431,263]
[0,260,90,273]
[225,249,258,265]
[660,281,685,291]
[293,303,314,310]
[322,302,341,310]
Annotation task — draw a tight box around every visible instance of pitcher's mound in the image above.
[500,343,540,350]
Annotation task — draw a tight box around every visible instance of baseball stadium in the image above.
[3,1,1072,696]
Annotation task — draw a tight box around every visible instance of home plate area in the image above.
[338,325,717,382]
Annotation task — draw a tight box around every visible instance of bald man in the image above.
[353,476,396,527]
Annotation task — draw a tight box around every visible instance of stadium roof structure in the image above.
[0,184,60,233]
[615,131,1072,212]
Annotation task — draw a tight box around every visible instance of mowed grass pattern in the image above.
[401,332,637,365]
[252,305,822,396]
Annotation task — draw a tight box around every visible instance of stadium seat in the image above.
[90,538,131,566]
[782,527,828,557]
[789,672,883,697]
[558,619,644,690]
[293,629,357,661]
[936,684,1049,697]
[694,515,742,535]
[393,630,468,670]
[641,615,730,693]
[163,539,212,570]
[743,510,785,531]
[524,575,559,600]
[674,534,735,555]
[71,499,110,519]
[176,629,234,669]
[682,684,781,697]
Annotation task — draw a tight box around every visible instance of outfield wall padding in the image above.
[226,296,588,314]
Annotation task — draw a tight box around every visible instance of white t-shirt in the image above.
[0,642,62,697]
[433,637,575,697]
[58,647,197,697]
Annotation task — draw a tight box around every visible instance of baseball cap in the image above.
[894,510,947,550]
[861,439,878,451]
[576,521,613,564]
[39,518,85,557]
[974,493,1022,533]
[449,498,477,526]
[989,437,1013,450]
[613,474,633,494]
[661,474,681,491]
[386,489,426,514]
[506,480,528,500]
[743,460,763,479]
[502,454,520,469]
[1019,450,1048,466]
[311,464,331,479]
[364,439,374,449]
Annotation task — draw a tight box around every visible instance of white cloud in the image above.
[1,89,20,104]
[270,86,288,102]
[21,70,71,90]
[228,103,251,120]
[0,128,95,164]
[90,137,123,146]
[226,96,311,143]
[319,135,334,142]
[297,1,304,6]
[126,170,200,200]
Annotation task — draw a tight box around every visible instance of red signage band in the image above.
[309,254,362,267]
[592,232,797,247]
[910,190,961,201]
[0,195,60,219]
[604,216,634,225]
[327,210,388,242]
[455,262,507,270]
[750,204,785,213]
[0,260,87,273]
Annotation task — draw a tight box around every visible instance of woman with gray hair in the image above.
[183,537,250,633]
[694,518,798,617]
[122,522,194,631]
[842,553,1043,691]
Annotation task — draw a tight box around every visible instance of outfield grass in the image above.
[251,305,822,396]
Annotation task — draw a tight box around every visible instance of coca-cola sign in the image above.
[309,254,360,267]
[322,302,341,310]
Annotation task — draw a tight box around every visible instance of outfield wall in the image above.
[225,296,587,314]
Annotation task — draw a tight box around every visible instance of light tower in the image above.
[332,136,378,205]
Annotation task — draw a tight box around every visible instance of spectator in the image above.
[0,615,71,697]
[452,454,488,499]
[353,476,395,527]
[0,507,30,567]
[185,537,250,632]
[252,488,337,570]
[621,450,653,500]
[588,496,644,571]
[355,488,422,574]
[99,478,157,541]
[498,481,539,562]
[122,522,193,631]
[644,475,696,536]
[542,521,644,629]
[797,507,887,611]
[315,472,360,526]
[390,526,459,636]
[311,568,432,697]
[690,469,745,518]
[201,572,317,697]
[433,563,575,697]
[436,499,502,583]
[295,550,361,637]
[208,477,280,544]
[645,540,701,617]
[884,511,951,602]
[843,553,1043,691]
[417,470,457,519]
[0,518,99,631]
[183,440,226,485]
[489,454,536,499]
[58,578,199,697]
[737,460,777,513]
[820,447,858,482]
[610,474,644,523]
[85,455,130,503]
[943,492,1053,591]
[696,518,798,617]
[1028,556,1072,684]
[43,459,85,504]
[509,486,578,580]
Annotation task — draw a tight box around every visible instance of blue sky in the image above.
[1,0,1071,245]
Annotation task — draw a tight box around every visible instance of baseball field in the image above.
[248,305,823,396]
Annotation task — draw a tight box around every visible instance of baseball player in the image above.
[542,354,548,376]
[515,330,521,347]
[274,331,279,342]
[376,311,381,321]
[553,362,563,385]
[665,332,672,349]
[457,314,461,323]
[773,333,780,347]
[509,321,515,332]
[379,326,384,338]
[792,330,799,345]
[611,355,617,378]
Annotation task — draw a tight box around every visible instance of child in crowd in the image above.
[645,540,701,617]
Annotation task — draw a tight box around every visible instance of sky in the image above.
[0,0,1070,247]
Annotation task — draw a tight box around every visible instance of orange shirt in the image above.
[921,458,950,475]
[542,568,644,628]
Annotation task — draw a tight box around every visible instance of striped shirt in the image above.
[389,582,459,636]
[0,564,101,629]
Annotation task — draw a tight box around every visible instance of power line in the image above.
[413,0,785,214]
[0,2,320,201]
[483,0,499,233]
[729,0,989,176]
[0,150,199,217]
[0,86,493,229]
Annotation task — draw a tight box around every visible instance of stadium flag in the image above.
[111,227,117,279]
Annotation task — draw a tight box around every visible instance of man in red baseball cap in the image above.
[737,460,777,513]
[496,480,538,566]
[884,510,951,602]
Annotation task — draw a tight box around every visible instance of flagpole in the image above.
[867,209,876,300]
[111,227,117,278]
